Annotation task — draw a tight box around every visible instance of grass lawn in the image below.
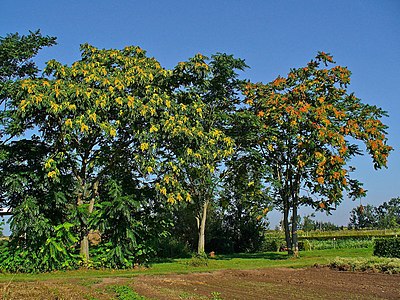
[0,247,373,282]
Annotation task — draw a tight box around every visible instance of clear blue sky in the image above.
[1,0,399,230]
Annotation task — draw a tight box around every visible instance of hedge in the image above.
[373,237,400,258]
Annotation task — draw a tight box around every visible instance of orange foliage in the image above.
[272,77,286,87]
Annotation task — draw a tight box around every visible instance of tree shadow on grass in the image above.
[215,252,289,261]
[148,252,289,264]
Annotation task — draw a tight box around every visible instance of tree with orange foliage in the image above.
[243,52,392,256]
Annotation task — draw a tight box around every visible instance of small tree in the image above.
[375,197,400,229]
[348,204,377,229]
[244,52,392,255]
[219,154,271,252]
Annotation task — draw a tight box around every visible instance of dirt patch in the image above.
[1,268,399,299]
[132,267,400,300]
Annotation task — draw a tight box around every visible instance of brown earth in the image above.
[1,267,400,300]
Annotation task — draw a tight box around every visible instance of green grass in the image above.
[111,285,149,300]
[0,247,373,282]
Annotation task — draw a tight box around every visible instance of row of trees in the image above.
[349,197,400,229]
[0,30,392,271]
[296,214,341,232]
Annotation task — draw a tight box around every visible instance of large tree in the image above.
[9,44,169,264]
[243,52,392,255]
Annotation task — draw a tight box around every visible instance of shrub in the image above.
[307,238,373,250]
[111,285,147,300]
[329,257,400,274]
[0,222,79,273]
[153,237,192,259]
[298,240,312,251]
[187,252,209,267]
[261,238,283,252]
[374,238,400,258]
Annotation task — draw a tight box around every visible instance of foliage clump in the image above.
[329,256,400,274]
[187,252,209,267]
[374,238,400,258]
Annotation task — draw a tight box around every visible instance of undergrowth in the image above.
[328,256,400,274]
[111,285,149,300]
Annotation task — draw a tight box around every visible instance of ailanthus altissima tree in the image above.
[9,44,169,266]
[158,53,247,254]
[243,52,392,255]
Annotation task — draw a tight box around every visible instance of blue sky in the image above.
[1,0,399,230]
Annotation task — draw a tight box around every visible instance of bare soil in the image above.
[1,267,399,300]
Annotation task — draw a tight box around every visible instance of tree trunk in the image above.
[77,191,89,264]
[78,181,99,264]
[80,236,89,262]
[291,203,299,257]
[197,200,209,254]
[290,175,300,257]
[283,197,292,253]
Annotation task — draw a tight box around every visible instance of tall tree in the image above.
[243,52,392,255]
[9,44,169,263]
[159,53,247,253]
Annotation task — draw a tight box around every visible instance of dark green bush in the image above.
[374,238,400,258]
[261,238,283,252]
[150,237,192,259]
[187,252,209,267]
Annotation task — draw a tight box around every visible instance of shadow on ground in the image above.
[215,252,288,260]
